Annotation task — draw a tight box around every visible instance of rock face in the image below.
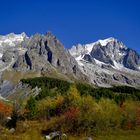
[69,38,140,87]
[12,32,84,78]
[0,33,26,48]
[0,32,89,98]
[0,33,140,90]
[70,38,140,71]
[0,80,14,97]
[0,32,86,85]
[123,49,140,70]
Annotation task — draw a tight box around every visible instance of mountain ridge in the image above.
[0,32,140,99]
[70,37,140,71]
[69,37,140,87]
[0,32,89,98]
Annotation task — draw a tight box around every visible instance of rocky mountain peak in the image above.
[69,38,140,87]
[0,32,140,89]
[0,32,27,39]
[69,37,140,71]
[70,37,126,57]
[0,32,28,48]
[0,32,86,81]
[97,37,116,46]
[46,31,55,38]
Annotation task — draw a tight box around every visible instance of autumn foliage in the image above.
[0,101,11,115]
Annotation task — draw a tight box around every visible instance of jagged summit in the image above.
[0,32,85,80]
[69,37,140,87]
[0,32,28,48]
[69,37,138,70]
[46,31,56,37]
[0,32,139,91]
[70,37,126,57]
[0,32,27,38]
[98,37,117,46]
[72,37,124,49]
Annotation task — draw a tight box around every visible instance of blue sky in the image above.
[0,0,140,53]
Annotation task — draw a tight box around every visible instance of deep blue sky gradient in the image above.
[0,0,140,53]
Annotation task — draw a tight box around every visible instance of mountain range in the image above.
[69,37,140,87]
[0,32,140,99]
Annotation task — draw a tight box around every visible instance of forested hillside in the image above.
[0,77,140,139]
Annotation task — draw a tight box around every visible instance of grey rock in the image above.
[0,32,140,94]
[9,128,15,134]
[70,38,140,71]
[16,32,85,80]
[69,38,140,87]
[123,48,140,70]
[2,51,14,63]
[0,80,14,97]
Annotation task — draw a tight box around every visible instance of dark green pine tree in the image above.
[26,96,37,119]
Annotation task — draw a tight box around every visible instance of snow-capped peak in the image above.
[69,37,140,72]
[0,32,27,47]
[97,37,116,46]
[70,42,94,57]
[69,37,119,57]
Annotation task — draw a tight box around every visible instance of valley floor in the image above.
[95,128,140,140]
[67,128,140,140]
[0,122,140,140]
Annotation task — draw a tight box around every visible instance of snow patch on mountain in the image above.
[113,61,124,70]
[0,32,28,60]
[0,33,29,72]
[70,37,135,71]
[75,55,84,66]
[0,32,27,47]
[98,37,115,46]
[85,43,95,53]
[94,58,106,66]
[69,36,140,87]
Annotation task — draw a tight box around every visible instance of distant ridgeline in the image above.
[21,77,140,104]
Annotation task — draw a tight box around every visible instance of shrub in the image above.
[26,96,37,119]
[94,99,121,132]
[37,95,65,119]
[120,101,137,130]
[6,102,20,129]
[77,98,121,135]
